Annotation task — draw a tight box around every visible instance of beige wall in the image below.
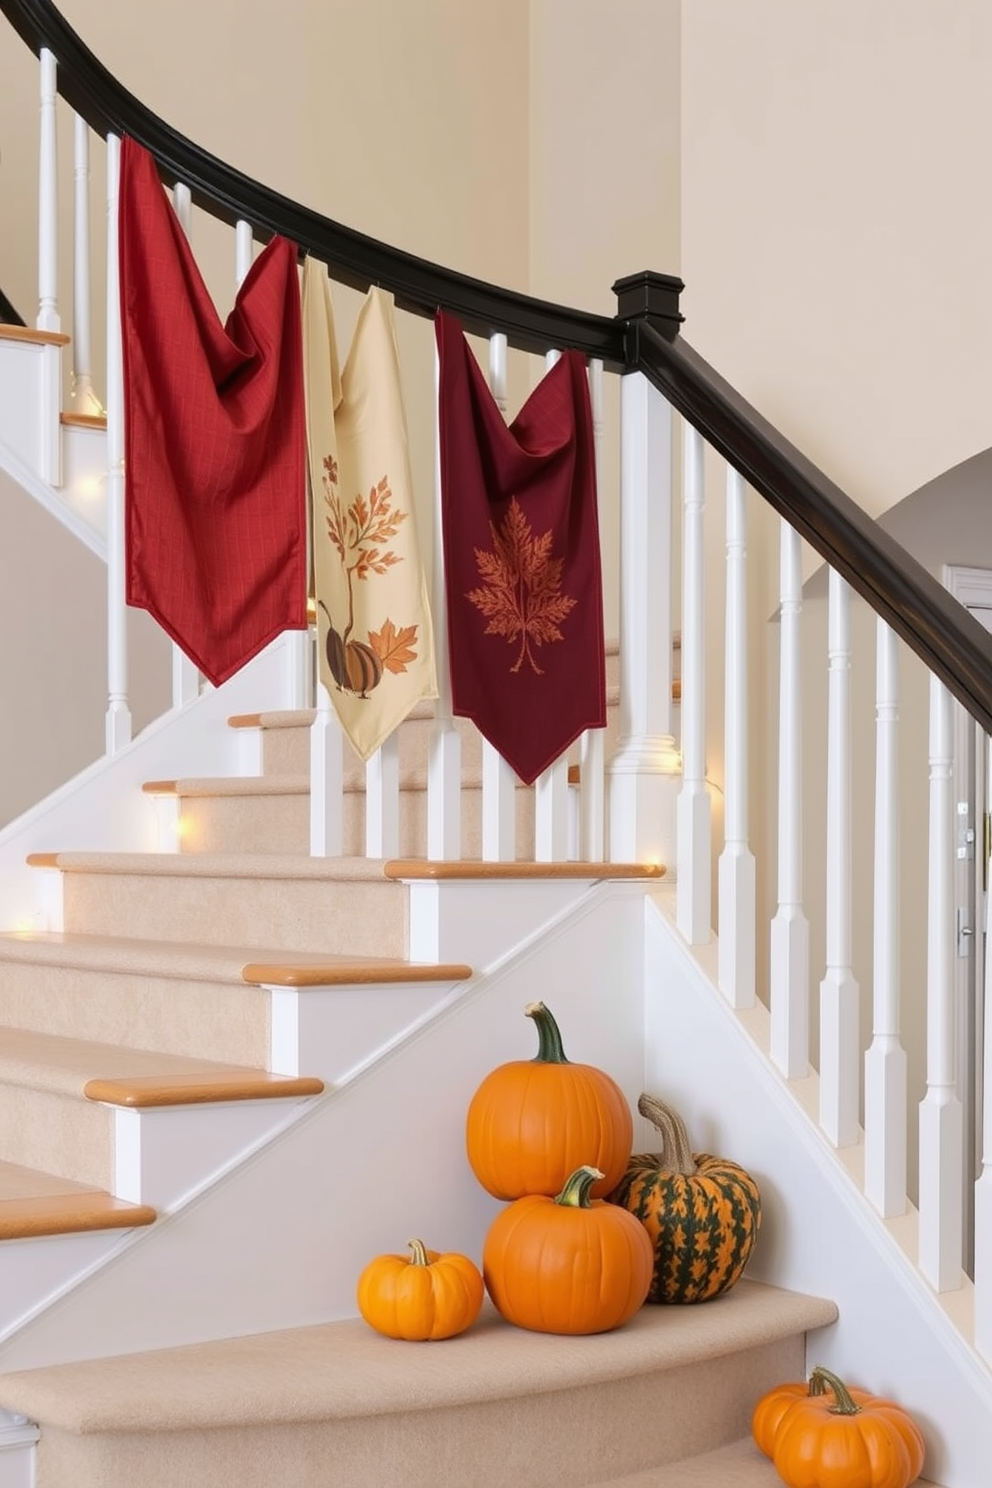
[681,0,992,524]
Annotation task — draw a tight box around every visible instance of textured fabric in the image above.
[120,136,307,686]
[303,261,435,760]
[436,312,605,784]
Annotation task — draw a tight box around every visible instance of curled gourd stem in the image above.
[524,1001,570,1065]
[809,1366,861,1415]
[554,1165,605,1208]
[636,1093,698,1177]
[407,1239,431,1267]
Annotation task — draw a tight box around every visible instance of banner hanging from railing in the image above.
[435,311,605,785]
[302,259,436,760]
[119,136,308,685]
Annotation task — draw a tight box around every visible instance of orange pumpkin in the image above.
[357,1238,484,1341]
[752,1366,926,1488]
[483,1164,654,1335]
[466,1001,633,1200]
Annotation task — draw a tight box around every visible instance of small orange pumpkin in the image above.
[466,1001,633,1201]
[752,1366,926,1488]
[357,1239,484,1341]
[483,1164,654,1335]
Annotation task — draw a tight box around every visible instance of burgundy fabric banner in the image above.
[119,136,307,685]
[435,311,605,785]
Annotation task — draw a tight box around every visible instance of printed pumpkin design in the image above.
[319,458,419,697]
[608,1093,761,1304]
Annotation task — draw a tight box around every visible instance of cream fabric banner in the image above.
[303,260,436,760]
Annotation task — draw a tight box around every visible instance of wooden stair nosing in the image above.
[0,1026,324,1108]
[25,851,399,882]
[0,930,470,990]
[383,859,666,881]
[0,1189,156,1241]
[60,411,107,429]
[0,323,70,348]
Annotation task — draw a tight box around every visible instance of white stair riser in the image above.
[0,343,61,485]
[269,980,466,1084]
[0,1083,315,1205]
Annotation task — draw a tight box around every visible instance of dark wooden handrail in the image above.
[4,0,992,732]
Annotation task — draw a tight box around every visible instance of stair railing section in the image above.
[630,316,991,1365]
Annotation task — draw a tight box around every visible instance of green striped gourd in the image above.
[607,1093,761,1304]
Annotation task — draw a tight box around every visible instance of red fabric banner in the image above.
[435,311,606,785]
[119,136,307,686]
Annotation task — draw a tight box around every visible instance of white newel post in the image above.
[608,369,679,866]
[769,518,809,1074]
[718,467,755,1007]
[534,347,571,862]
[975,739,992,1361]
[676,423,710,943]
[864,619,907,1216]
[819,570,859,1146]
[481,332,516,862]
[578,357,606,863]
[919,674,964,1291]
[71,114,101,415]
[104,134,131,751]
[427,342,462,859]
[169,182,202,707]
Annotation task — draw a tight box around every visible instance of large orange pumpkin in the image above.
[357,1239,484,1341]
[466,1001,633,1200]
[483,1164,654,1335]
[752,1367,926,1488]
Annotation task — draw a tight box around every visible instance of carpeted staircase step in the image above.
[0,1025,322,1193]
[0,930,470,1068]
[0,1280,837,1488]
[0,1159,155,1241]
[591,1438,944,1486]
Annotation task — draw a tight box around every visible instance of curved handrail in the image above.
[4,0,992,732]
[633,321,992,734]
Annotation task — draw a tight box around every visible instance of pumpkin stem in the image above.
[636,1093,698,1176]
[525,1001,570,1064]
[554,1165,604,1208]
[407,1239,432,1268]
[808,1366,862,1415]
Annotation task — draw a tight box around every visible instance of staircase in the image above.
[4,1,992,1482]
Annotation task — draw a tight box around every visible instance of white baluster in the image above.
[366,733,400,858]
[974,736,992,1360]
[819,570,858,1144]
[718,467,755,1007]
[235,220,253,287]
[309,681,344,857]
[864,619,907,1216]
[769,519,809,1074]
[169,180,202,707]
[104,134,131,751]
[37,49,59,334]
[919,675,964,1290]
[427,342,462,859]
[676,423,710,942]
[481,331,516,862]
[71,115,101,415]
[608,372,679,866]
[533,346,571,861]
[577,356,606,863]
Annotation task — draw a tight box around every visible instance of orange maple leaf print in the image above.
[369,618,419,675]
[466,497,577,676]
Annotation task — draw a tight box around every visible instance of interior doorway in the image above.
[943,564,992,1276]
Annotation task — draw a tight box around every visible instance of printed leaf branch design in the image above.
[466,496,577,675]
[318,459,418,696]
[322,464,407,643]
